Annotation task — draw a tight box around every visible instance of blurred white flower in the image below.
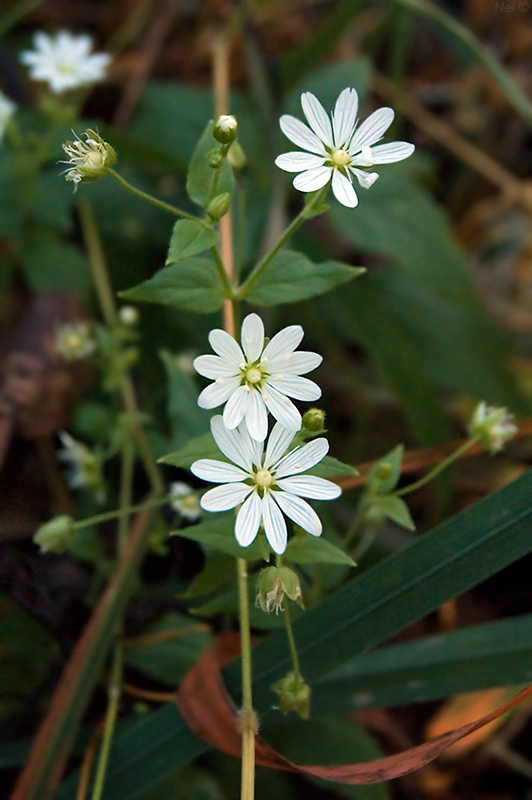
[169,482,202,521]
[275,87,415,208]
[194,313,322,442]
[0,92,16,144]
[468,401,517,453]
[20,31,111,93]
[191,416,341,555]
[54,322,96,361]
[58,432,105,504]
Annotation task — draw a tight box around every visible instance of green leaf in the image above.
[183,551,235,598]
[308,454,357,479]
[20,229,92,298]
[243,250,364,305]
[159,432,224,470]
[123,612,212,685]
[172,513,270,562]
[119,257,226,314]
[186,121,235,209]
[159,351,210,449]
[285,535,355,567]
[166,220,219,263]
[366,446,404,494]
[372,495,415,531]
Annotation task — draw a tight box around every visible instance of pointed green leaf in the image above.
[372,495,415,531]
[166,220,219,263]
[285,534,355,567]
[119,258,226,313]
[172,513,269,562]
[186,121,235,208]
[159,432,225,469]
[308,454,357,479]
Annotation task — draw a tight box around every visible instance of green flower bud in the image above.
[363,503,386,527]
[207,192,231,222]
[206,148,224,169]
[256,566,303,614]
[228,140,246,170]
[34,515,76,554]
[468,401,517,454]
[272,671,311,720]
[213,114,238,144]
[302,408,326,435]
[375,461,393,481]
[61,130,116,188]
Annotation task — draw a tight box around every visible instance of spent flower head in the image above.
[275,87,414,208]
[61,130,116,186]
[194,313,322,442]
[34,515,76,554]
[468,401,517,453]
[20,31,111,93]
[0,91,16,144]
[191,416,341,555]
[169,482,202,521]
[55,321,96,361]
[256,566,303,613]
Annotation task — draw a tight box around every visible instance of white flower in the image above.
[275,87,415,208]
[0,91,16,144]
[54,322,96,361]
[191,416,341,555]
[169,482,202,521]
[194,313,322,442]
[20,31,111,93]
[468,401,517,453]
[58,432,106,504]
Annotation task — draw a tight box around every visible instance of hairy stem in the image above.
[108,168,200,221]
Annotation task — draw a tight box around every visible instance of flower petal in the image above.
[244,389,268,442]
[262,492,287,554]
[279,115,326,155]
[301,92,334,148]
[211,415,255,470]
[332,169,358,208]
[191,458,249,483]
[264,423,297,470]
[262,385,301,431]
[272,490,322,536]
[350,107,394,153]
[262,325,304,362]
[241,313,264,362]
[293,166,332,193]
[332,87,358,148]
[349,168,379,189]
[235,491,263,547]
[274,438,329,478]
[194,354,238,380]
[267,375,321,401]
[200,483,252,512]
[267,350,323,375]
[276,474,342,500]
[368,141,415,164]
[275,152,327,172]
[208,328,244,365]
[223,385,250,430]
[197,378,240,409]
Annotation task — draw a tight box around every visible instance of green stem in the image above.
[117,437,135,555]
[276,555,302,680]
[90,644,123,800]
[211,245,236,298]
[78,199,117,326]
[394,436,480,497]
[236,187,328,298]
[343,502,368,550]
[236,557,256,800]
[108,168,200,221]
[73,496,168,531]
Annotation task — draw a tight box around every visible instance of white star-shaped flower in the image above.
[191,416,341,554]
[20,31,111,93]
[194,313,322,442]
[275,87,415,208]
[0,91,16,144]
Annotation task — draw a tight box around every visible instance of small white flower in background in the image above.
[468,401,518,453]
[169,482,202,521]
[191,416,341,555]
[54,321,96,361]
[275,87,415,208]
[20,31,111,93]
[118,305,139,327]
[61,129,116,186]
[194,313,322,442]
[58,432,106,504]
[0,91,16,144]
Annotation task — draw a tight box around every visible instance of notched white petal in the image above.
[235,491,262,547]
[200,483,252,512]
[191,459,248,484]
[241,313,264,362]
[208,328,244,364]
[369,141,415,164]
[197,378,239,409]
[279,115,326,155]
[267,375,321,402]
[332,87,358,148]
[273,490,322,536]
[262,493,287,554]
[350,107,394,153]
[332,169,358,208]
[275,152,327,173]
[274,438,329,478]
[301,92,334,148]
[293,165,332,193]
[276,474,342,500]
[264,423,297,470]
[211,415,254,470]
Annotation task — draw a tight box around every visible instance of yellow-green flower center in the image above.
[245,366,262,385]
[255,469,273,487]
[330,148,351,167]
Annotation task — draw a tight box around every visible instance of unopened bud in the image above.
[468,401,517,454]
[213,114,238,144]
[375,462,393,481]
[256,566,303,614]
[207,192,231,221]
[272,671,311,720]
[34,515,76,554]
[228,140,246,170]
[206,148,224,169]
[302,408,326,435]
[118,306,139,326]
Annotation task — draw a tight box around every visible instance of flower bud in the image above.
[118,305,139,327]
[61,130,116,187]
[375,462,393,481]
[206,148,224,169]
[207,192,231,222]
[301,408,326,435]
[272,671,311,720]
[468,401,517,454]
[256,566,303,614]
[213,114,238,144]
[34,515,76,554]
[228,140,246,170]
